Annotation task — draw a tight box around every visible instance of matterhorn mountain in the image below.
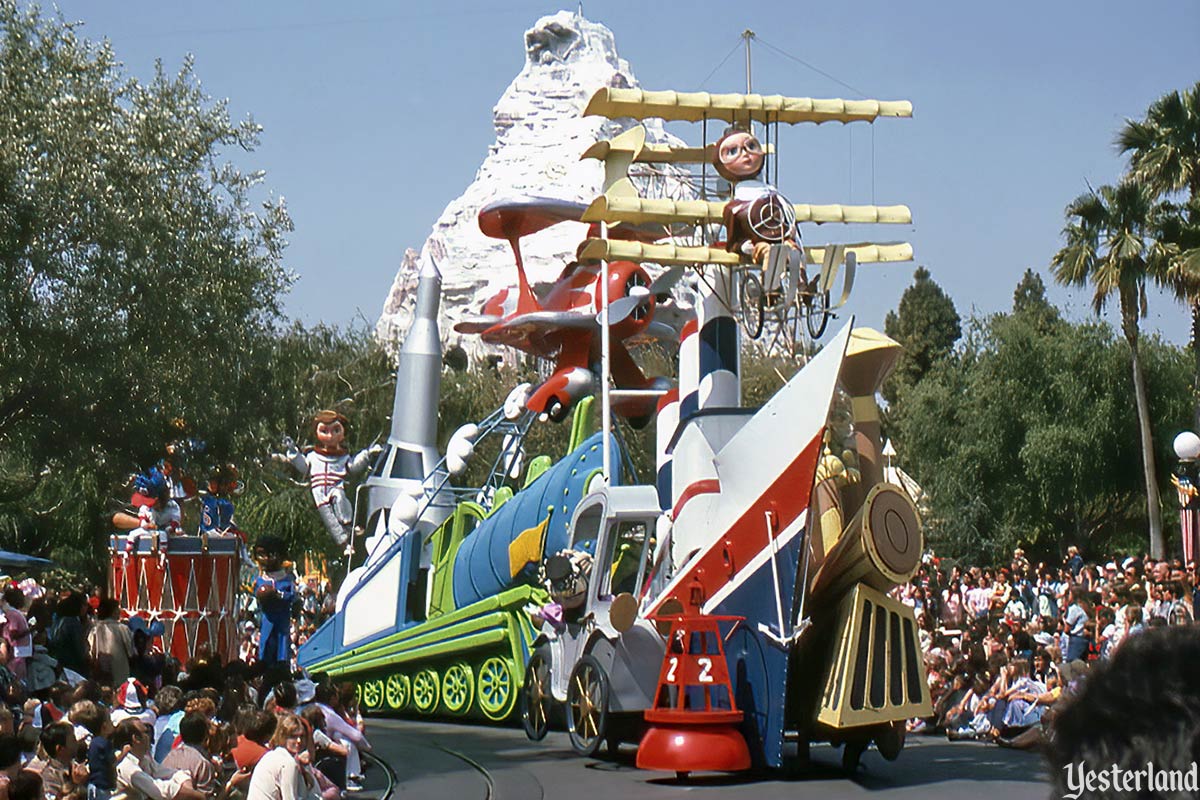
[375,10,694,354]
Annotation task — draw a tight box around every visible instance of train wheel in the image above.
[842,740,866,774]
[520,652,551,741]
[442,662,475,716]
[566,654,609,757]
[412,668,440,715]
[476,656,517,721]
[384,673,410,712]
[361,678,384,712]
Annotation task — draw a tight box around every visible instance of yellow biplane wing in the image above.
[576,239,913,268]
[584,88,912,125]
[582,179,912,227]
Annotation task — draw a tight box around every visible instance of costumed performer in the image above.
[252,535,296,668]
[112,468,182,557]
[200,463,244,540]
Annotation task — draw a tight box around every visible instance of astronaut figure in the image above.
[277,410,380,550]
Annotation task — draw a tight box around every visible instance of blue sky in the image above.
[46,0,1200,343]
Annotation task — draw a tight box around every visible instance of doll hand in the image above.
[752,241,772,264]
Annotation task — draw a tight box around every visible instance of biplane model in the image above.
[454,197,674,426]
[578,89,914,347]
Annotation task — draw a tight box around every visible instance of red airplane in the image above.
[454,197,676,427]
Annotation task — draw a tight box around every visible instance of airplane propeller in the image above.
[649,265,685,299]
[600,285,651,326]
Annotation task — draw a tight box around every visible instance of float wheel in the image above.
[442,662,474,716]
[384,673,410,712]
[476,655,517,721]
[412,668,440,715]
[520,652,551,741]
[361,678,384,712]
[566,654,609,757]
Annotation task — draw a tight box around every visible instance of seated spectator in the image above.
[13,727,36,773]
[311,685,371,791]
[111,719,206,800]
[246,714,319,800]
[111,679,157,727]
[999,660,1048,731]
[160,713,216,796]
[83,705,116,800]
[231,710,275,773]
[300,706,348,796]
[943,676,989,734]
[152,686,185,764]
[26,721,86,800]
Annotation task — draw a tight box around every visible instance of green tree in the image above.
[1051,181,1177,558]
[882,267,961,406]
[892,304,1190,565]
[1117,82,1200,427]
[0,3,292,570]
[1011,268,1061,328]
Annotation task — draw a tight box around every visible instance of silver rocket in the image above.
[360,254,452,541]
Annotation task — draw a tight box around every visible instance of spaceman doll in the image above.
[275,410,380,550]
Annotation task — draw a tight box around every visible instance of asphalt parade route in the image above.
[364,717,1051,800]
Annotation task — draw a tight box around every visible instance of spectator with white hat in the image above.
[110,679,156,728]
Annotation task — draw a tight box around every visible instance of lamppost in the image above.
[1172,431,1200,565]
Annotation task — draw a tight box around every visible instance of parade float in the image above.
[109,466,246,664]
[297,54,932,773]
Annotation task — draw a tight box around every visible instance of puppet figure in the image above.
[714,127,807,289]
[275,410,380,551]
[252,535,296,668]
[200,463,244,540]
[113,468,182,557]
[533,549,594,629]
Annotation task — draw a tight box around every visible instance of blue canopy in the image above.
[0,551,53,568]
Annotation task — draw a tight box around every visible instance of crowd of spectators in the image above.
[0,578,368,800]
[892,545,1198,749]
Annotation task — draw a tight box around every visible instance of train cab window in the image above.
[570,501,604,555]
[601,519,649,598]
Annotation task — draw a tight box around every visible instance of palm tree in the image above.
[1117,82,1200,426]
[1119,82,1200,202]
[1052,181,1177,558]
